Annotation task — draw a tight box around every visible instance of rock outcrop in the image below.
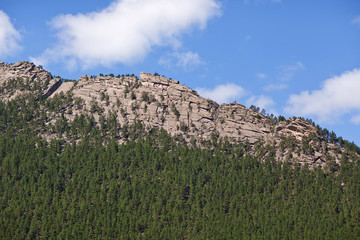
[0,61,57,100]
[0,61,356,169]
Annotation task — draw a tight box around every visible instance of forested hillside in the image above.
[1,127,360,239]
[0,92,359,239]
[1,61,359,169]
[0,62,360,239]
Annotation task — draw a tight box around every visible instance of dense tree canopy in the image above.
[0,83,359,239]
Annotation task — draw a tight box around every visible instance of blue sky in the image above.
[1,0,360,144]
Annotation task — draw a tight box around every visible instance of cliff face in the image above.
[56,72,273,144]
[0,61,58,100]
[0,61,356,169]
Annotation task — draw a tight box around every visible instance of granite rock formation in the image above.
[0,61,356,169]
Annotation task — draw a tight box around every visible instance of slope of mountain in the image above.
[1,61,360,239]
[0,61,359,170]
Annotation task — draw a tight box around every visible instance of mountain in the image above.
[1,61,360,239]
[0,61,359,170]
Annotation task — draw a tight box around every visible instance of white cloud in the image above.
[158,51,204,70]
[277,61,304,81]
[0,10,21,57]
[256,73,267,79]
[351,114,360,125]
[351,16,360,26]
[32,0,221,69]
[246,95,277,115]
[196,83,246,104]
[285,68,360,123]
[263,83,287,91]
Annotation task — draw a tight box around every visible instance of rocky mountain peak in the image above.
[0,61,57,100]
[0,61,51,84]
[0,61,358,170]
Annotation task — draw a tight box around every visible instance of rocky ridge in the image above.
[0,61,58,100]
[0,61,357,169]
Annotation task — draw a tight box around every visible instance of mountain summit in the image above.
[0,61,358,170]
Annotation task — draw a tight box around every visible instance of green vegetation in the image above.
[250,103,360,154]
[0,82,359,239]
[171,103,180,120]
[1,128,360,239]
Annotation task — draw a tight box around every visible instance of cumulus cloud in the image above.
[285,68,360,124]
[196,83,246,104]
[32,0,221,69]
[277,61,304,81]
[0,10,21,57]
[158,51,204,70]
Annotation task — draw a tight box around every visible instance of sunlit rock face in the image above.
[0,61,355,169]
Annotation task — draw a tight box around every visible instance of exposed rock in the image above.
[49,81,74,98]
[275,118,317,141]
[0,61,357,169]
[0,61,55,100]
[42,79,62,99]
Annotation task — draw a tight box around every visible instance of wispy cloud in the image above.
[351,114,360,125]
[277,61,305,81]
[158,51,204,71]
[285,68,360,124]
[196,83,246,104]
[257,62,303,91]
[256,73,267,79]
[31,0,221,69]
[351,16,360,26]
[263,83,287,91]
[0,10,21,57]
